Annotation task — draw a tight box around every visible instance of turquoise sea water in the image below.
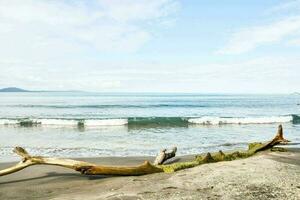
[0,92,299,161]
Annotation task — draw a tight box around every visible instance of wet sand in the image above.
[0,150,300,200]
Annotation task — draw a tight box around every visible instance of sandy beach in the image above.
[1,0,300,199]
[0,149,300,200]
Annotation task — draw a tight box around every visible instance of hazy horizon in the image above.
[1,86,299,95]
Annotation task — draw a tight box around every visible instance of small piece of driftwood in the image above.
[153,147,177,165]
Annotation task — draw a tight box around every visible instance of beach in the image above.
[1,0,300,199]
[1,149,300,200]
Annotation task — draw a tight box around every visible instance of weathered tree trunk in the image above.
[0,125,290,177]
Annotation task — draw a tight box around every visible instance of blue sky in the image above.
[0,0,300,93]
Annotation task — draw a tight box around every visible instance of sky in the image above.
[0,0,300,93]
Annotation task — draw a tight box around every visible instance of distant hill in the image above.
[0,87,31,92]
[0,87,85,93]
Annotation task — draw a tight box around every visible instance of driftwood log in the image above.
[0,125,290,177]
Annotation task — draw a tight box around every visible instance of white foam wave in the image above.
[0,119,19,125]
[0,118,128,127]
[188,116,293,125]
[84,119,128,126]
[35,119,78,126]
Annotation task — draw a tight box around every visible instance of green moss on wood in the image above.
[160,161,198,173]
[248,142,263,151]
[270,147,287,152]
[158,142,286,173]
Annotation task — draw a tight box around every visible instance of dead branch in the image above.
[0,147,96,176]
[153,147,177,165]
[251,125,290,153]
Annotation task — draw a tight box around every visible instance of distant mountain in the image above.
[0,87,30,92]
[0,87,85,93]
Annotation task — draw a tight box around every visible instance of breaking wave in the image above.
[5,104,207,109]
[0,118,128,127]
[188,116,294,125]
[0,115,299,127]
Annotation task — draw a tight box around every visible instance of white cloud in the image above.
[217,0,300,55]
[217,16,300,55]
[0,0,179,56]
[0,0,180,91]
[265,0,300,15]
[99,0,179,22]
[0,0,179,91]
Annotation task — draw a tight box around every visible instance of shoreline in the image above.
[1,149,300,199]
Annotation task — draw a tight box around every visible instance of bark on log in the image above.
[77,161,163,176]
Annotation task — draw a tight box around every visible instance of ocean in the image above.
[0,92,299,161]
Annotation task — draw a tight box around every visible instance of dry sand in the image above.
[0,150,300,200]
